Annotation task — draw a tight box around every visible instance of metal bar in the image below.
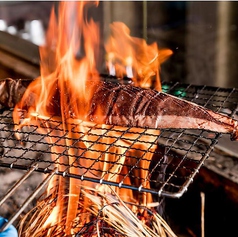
[0,83,237,200]
[0,163,38,207]
[0,167,57,233]
[170,132,221,198]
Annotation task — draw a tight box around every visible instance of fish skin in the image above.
[88,81,238,141]
[1,78,237,140]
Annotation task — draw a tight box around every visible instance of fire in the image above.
[14,1,100,124]
[13,1,174,236]
[105,22,172,90]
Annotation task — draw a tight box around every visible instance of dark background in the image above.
[1,1,238,88]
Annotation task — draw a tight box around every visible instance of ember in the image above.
[12,1,175,236]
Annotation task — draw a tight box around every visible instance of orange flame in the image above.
[13,2,101,235]
[13,1,172,235]
[105,22,173,90]
[14,1,100,125]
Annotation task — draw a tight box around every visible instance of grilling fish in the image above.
[87,80,238,141]
[1,78,238,140]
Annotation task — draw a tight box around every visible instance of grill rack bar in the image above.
[0,163,38,207]
[0,82,238,202]
[0,167,57,233]
[0,128,221,198]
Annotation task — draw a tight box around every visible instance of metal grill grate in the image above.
[0,82,238,200]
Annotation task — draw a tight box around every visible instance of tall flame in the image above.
[14,2,102,235]
[105,22,173,90]
[14,1,100,125]
[13,1,173,236]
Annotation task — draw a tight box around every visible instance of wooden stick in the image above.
[201,192,205,237]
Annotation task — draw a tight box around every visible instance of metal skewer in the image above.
[0,167,57,233]
[0,163,38,207]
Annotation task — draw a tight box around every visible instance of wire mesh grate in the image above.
[0,82,238,198]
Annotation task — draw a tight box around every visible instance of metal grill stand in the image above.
[0,81,238,230]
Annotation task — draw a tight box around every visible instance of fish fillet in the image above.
[1,78,237,140]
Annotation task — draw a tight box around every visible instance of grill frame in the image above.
[0,81,238,199]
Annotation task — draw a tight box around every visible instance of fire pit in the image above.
[0,1,238,237]
[0,79,237,235]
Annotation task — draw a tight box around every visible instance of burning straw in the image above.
[18,184,176,237]
[13,1,175,236]
[15,112,176,236]
[15,112,166,236]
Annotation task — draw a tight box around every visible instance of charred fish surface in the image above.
[0,78,32,109]
[88,81,238,141]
